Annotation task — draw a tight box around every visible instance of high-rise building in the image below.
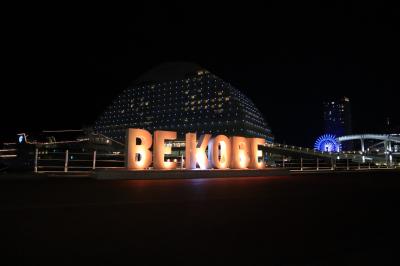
[385,117,400,134]
[94,62,273,143]
[323,97,352,137]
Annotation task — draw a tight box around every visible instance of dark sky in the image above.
[1,2,399,146]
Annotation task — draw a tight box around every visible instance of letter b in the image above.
[126,129,152,169]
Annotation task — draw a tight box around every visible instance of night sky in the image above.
[2,3,399,146]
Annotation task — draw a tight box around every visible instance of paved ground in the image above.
[0,171,399,265]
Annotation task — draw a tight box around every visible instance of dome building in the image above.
[93,62,272,143]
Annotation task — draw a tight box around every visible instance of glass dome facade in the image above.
[94,63,272,143]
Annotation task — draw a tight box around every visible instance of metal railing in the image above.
[33,149,399,173]
[274,157,399,172]
[0,149,17,158]
[34,149,125,173]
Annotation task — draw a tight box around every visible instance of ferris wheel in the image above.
[314,134,342,152]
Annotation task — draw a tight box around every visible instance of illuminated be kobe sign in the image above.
[125,129,265,170]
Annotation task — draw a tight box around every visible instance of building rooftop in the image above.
[133,62,207,85]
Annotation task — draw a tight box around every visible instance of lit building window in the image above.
[93,64,272,142]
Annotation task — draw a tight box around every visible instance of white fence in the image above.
[33,149,399,173]
[34,149,125,173]
[275,157,399,171]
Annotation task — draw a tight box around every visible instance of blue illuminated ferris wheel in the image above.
[314,134,341,152]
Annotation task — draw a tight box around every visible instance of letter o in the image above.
[209,135,231,169]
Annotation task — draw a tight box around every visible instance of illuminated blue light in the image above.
[314,134,341,152]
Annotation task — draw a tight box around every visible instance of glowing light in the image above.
[185,133,212,169]
[185,133,197,169]
[231,137,250,169]
[126,128,269,170]
[196,149,209,169]
[249,138,265,169]
[153,130,177,169]
[126,128,152,169]
[314,134,341,152]
[196,134,212,169]
[208,135,231,169]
